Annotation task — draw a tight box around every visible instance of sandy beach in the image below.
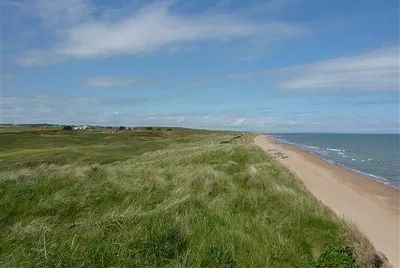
[254,135,400,267]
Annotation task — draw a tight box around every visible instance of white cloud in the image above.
[79,76,138,88]
[76,97,98,103]
[3,0,94,26]
[2,95,398,132]
[114,114,275,129]
[275,46,399,91]
[59,17,299,59]
[231,118,247,126]
[0,97,24,104]
[77,75,218,89]
[15,1,304,65]
[75,46,399,91]
[15,50,51,66]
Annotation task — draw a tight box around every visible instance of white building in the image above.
[74,125,89,130]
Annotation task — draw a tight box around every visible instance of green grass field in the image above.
[0,128,385,267]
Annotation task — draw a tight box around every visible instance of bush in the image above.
[146,127,153,130]
[62,125,73,131]
[118,126,126,130]
[314,246,359,268]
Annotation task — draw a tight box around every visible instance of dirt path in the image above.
[254,135,400,267]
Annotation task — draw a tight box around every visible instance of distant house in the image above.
[73,125,89,130]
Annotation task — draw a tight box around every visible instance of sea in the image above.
[268,133,400,189]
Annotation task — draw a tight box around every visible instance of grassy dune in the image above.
[0,129,384,267]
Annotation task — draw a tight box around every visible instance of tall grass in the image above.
[0,131,385,267]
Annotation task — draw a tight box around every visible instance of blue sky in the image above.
[1,0,399,132]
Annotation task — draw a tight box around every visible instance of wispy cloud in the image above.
[86,113,280,130]
[78,76,138,88]
[0,94,274,128]
[351,99,399,105]
[78,45,399,91]
[242,0,302,14]
[3,0,94,26]
[34,0,95,27]
[2,94,398,132]
[4,102,397,132]
[77,75,214,89]
[0,72,16,79]
[15,50,48,66]
[275,46,399,91]
[206,0,302,14]
[77,76,170,89]
[14,0,304,65]
[307,98,399,106]
[214,45,399,91]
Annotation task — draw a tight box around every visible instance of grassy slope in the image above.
[0,129,382,267]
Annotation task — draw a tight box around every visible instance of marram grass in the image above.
[0,130,386,267]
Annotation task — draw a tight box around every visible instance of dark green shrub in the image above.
[314,245,359,268]
[62,125,72,131]
[146,127,153,130]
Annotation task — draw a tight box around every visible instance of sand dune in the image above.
[254,135,400,267]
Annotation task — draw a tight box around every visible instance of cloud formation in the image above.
[14,0,304,65]
[34,0,95,27]
[275,46,399,91]
[77,45,400,92]
[78,76,138,88]
[2,92,398,132]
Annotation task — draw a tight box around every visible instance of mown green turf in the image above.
[0,129,382,267]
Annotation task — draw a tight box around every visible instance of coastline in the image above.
[270,134,399,189]
[254,135,400,267]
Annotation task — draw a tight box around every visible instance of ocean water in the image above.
[268,133,400,189]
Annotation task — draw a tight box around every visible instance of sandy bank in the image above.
[254,135,400,267]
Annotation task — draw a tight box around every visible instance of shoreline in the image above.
[254,135,400,266]
[269,135,399,190]
[264,136,399,212]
